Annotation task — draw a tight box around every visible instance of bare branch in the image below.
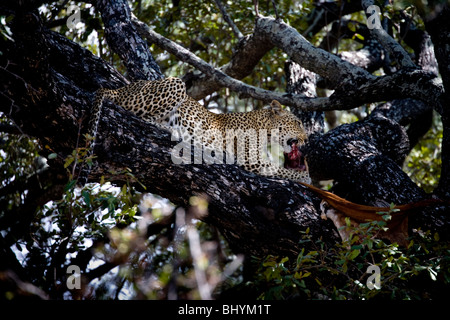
[270,0,280,20]
[214,0,243,39]
[133,15,443,114]
[317,19,385,74]
[326,69,444,114]
[0,270,49,300]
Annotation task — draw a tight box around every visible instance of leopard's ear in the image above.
[269,100,284,115]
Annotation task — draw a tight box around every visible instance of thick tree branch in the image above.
[371,20,438,151]
[327,69,444,114]
[371,99,432,151]
[304,112,450,235]
[95,0,163,81]
[361,0,416,68]
[45,29,128,89]
[285,60,324,137]
[317,20,385,88]
[400,14,439,75]
[318,18,385,70]
[256,16,375,87]
[182,31,274,100]
[337,39,384,74]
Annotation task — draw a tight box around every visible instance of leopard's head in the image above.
[268,100,308,172]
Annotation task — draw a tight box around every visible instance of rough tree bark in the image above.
[1,0,450,266]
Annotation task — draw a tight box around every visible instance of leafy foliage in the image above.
[247,210,450,300]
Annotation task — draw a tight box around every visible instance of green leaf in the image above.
[348,249,360,260]
[64,156,74,168]
[336,259,345,265]
[314,278,322,286]
[48,153,57,159]
[263,260,276,268]
[5,15,15,23]
[434,232,440,241]
[389,203,400,213]
[342,263,348,273]
[82,190,91,207]
[377,220,387,227]
[347,21,356,32]
[280,257,289,265]
[344,217,352,227]
[353,33,364,41]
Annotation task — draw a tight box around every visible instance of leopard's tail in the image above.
[78,88,114,185]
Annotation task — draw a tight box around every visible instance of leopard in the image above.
[80,77,311,185]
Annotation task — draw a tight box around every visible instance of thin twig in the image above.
[187,225,212,300]
[303,9,323,37]
[253,0,259,16]
[271,0,280,20]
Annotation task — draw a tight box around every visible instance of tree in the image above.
[1,0,449,300]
